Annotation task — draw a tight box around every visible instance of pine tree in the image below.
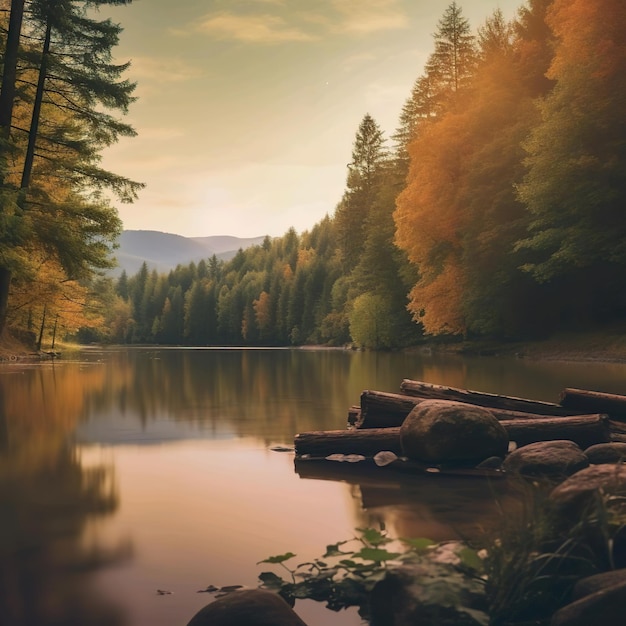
[0,0,141,335]
[425,1,477,112]
[334,113,387,271]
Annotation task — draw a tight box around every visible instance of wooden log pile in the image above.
[295,379,626,466]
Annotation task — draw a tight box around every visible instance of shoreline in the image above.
[3,328,626,365]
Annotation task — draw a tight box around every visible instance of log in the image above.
[356,390,425,428]
[501,413,610,449]
[357,390,587,429]
[560,388,626,421]
[294,414,611,459]
[347,405,361,426]
[295,428,403,457]
[400,379,581,416]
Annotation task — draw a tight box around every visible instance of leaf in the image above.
[459,547,485,573]
[352,547,402,562]
[258,571,285,588]
[324,541,350,557]
[257,552,296,565]
[400,537,435,553]
[356,527,391,546]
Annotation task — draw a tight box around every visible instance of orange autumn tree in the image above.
[394,112,472,336]
[395,3,560,339]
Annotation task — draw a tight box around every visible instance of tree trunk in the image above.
[0,0,26,137]
[36,304,47,351]
[501,413,610,449]
[0,268,11,336]
[21,14,53,189]
[356,390,587,429]
[400,379,580,416]
[560,388,626,421]
[356,390,423,428]
[295,428,403,458]
[0,0,26,336]
[295,414,611,459]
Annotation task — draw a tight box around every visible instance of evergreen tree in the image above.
[334,113,387,271]
[515,0,626,325]
[425,1,477,112]
[0,0,141,335]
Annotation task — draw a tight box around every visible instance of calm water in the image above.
[2,347,626,626]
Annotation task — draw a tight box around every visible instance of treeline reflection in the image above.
[0,365,129,626]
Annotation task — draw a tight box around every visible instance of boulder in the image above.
[549,465,626,570]
[399,400,509,466]
[186,589,308,626]
[550,577,626,626]
[502,440,588,478]
[584,442,626,464]
[551,464,626,512]
[572,569,626,600]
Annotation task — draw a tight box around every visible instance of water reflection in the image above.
[0,365,129,626]
[2,348,626,626]
[296,461,518,543]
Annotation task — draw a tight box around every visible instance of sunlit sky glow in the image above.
[101,0,522,238]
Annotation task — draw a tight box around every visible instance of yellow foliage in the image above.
[407,262,466,336]
[8,255,101,339]
[253,291,271,330]
[296,248,315,268]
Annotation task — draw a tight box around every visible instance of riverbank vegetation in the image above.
[2,0,625,353]
[255,479,626,625]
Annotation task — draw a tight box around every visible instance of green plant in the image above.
[482,480,626,626]
[257,527,487,622]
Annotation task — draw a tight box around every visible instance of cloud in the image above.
[196,12,317,43]
[128,56,205,82]
[330,0,409,35]
[193,0,408,44]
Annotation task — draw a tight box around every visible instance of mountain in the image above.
[111,230,267,276]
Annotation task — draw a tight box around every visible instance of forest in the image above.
[2,0,626,350]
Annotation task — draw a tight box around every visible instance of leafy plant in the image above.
[257,527,488,622]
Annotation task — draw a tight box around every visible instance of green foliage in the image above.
[256,527,487,622]
[349,292,395,349]
[0,0,141,335]
[482,480,626,625]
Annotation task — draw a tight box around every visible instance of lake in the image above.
[2,346,626,626]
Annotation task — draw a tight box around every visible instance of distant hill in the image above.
[111,230,267,276]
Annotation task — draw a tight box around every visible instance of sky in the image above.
[101,0,523,239]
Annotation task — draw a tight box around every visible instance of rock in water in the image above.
[399,399,509,466]
[186,589,308,626]
[503,440,588,478]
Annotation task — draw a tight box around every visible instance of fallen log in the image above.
[400,379,581,416]
[501,413,610,448]
[295,428,403,458]
[560,388,626,421]
[356,390,425,428]
[295,414,611,459]
[357,390,587,429]
[347,405,361,426]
